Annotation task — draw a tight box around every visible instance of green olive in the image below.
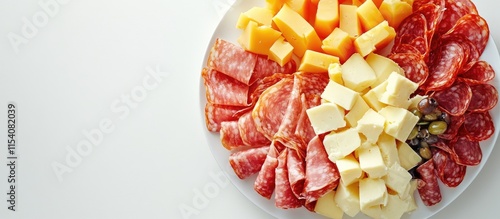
[410,108,423,119]
[423,111,439,121]
[408,127,419,140]
[417,121,430,126]
[428,121,448,135]
[419,147,433,160]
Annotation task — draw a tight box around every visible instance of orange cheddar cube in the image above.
[379,0,413,29]
[353,0,383,7]
[236,7,274,29]
[266,0,285,14]
[353,20,396,57]
[269,37,294,66]
[322,28,355,63]
[238,21,282,55]
[285,0,310,19]
[357,0,385,31]
[299,50,340,73]
[340,4,362,38]
[314,0,340,38]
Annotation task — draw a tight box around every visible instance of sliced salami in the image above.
[438,115,465,140]
[439,36,480,73]
[444,14,490,54]
[463,111,495,141]
[410,36,430,57]
[414,3,444,42]
[391,43,421,55]
[460,61,496,84]
[295,94,322,151]
[431,139,454,155]
[220,121,246,150]
[229,146,269,179]
[296,72,330,96]
[202,68,249,106]
[254,144,279,199]
[422,41,466,91]
[416,159,442,206]
[451,135,482,166]
[389,53,429,85]
[208,38,257,85]
[249,73,294,107]
[238,112,271,147]
[432,81,472,116]
[412,0,445,12]
[394,13,428,50]
[205,103,244,132]
[467,84,499,113]
[275,149,303,209]
[433,149,466,187]
[287,149,306,199]
[436,0,469,37]
[250,55,297,85]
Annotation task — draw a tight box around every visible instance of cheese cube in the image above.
[353,0,383,7]
[356,109,385,143]
[362,205,383,219]
[359,178,387,210]
[269,37,294,67]
[345,95,370,127]
[315,190,344,219]
[336,154,363,186]
[238,21,282,55]
[357,0,384,31]
[407,94,425,110]
[365,53,404,87]
[306,102,346,134]
[273,4,322,57]
[378,106,420,142]
[339,4,362,38]
[299,50,340,73]
[328,63,344,85]
[324,128,361,162]
[335,181,360,217]
[380,194,409,219]
[401,0,414,6]
[341,53,377,92]
[404,179,418,212]
[377,133,400,167]
[383,163,412,195]
[321,80,359,110]
[322,28,355,63]
[362,81,388,111]
[266,0,285,14]
[397,141,422,170]
[314,0,340,38]
[285,0,310,19]
[379,0,413,29]
[379,72,418,108]
[236,7,274,29]
[358,145,387,178]
[354,21,396,57]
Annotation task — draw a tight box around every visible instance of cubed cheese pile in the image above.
[236,0,413,69]
[306,53,424,219]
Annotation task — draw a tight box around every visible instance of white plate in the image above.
[199,1,500,218]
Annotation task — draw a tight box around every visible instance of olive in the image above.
[425,135,439,144]
[410,108,423,119]
[418,97,439,115]
[408,138,420,147]
[419,146,433,160]
[417,120,430,126]
[420,141,429,149]
[408,127,419,140]
[423,109,441,121]
[417,129,430,139]
[428,121,448,135]
[440,112,451,124]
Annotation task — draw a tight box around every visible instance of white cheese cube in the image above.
[358,145,387,178]
[404,179,418,212]
[359,178,388,210]
[328,63,344,85]
[380,194,409,219]
[357,109,385,143]
[362,81,388,112]
[365,53,404,87]
[315,190,344,219]
[407,94,425,110]
[341,53,377,92]
[397,141,422,170]
[361,205,383,219]
[324,128,361,162]
[321,80,359,110]
[383,163,412,195]
[378,106,419,142]
[377,133,400,167]
[334,181,360,217]
[336,154,363,186]
[345,95,370,127]
[306,103,346,134]
[379,72,418,108]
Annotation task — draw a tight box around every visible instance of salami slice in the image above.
[202,68,249,106]
[391,43,421,55]
[205,103,244,132]
[444,14,490,54]
[422,41,466,91]
[389,53,429,85]
[438,115,465,140]
[295,94,322,150]
[296,72,330,96]
[287,149,306,199]
[415,3,444,42]
[460,61,496,84]
[254,144,278,199]
[250,56,297,85]
[275,149,303,209]
[433,149,466,187]
[463,111,495,141]
[303,136,340,207]
[467,84,499,113]
[436,0,469,37]
[432,81,472,116]
[394,13,428,49]
[410,36,430,57]
[439,36,480,73]
[220,121,246,150]
[416,159,442,206]
[238,112,271,147]
[208,38,257,85]
[412,0,445,12]
[451,135,482,166]
[229,146,269,179]
[431,139,454,155]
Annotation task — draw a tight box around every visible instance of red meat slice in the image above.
[463,111,495,141]
[389,53,429,85]
[438,115,465,140]
[204,103,244,132]
[451,135,482,166]
[421,41,466,91]
[220,121,246,150]
[254,144,279,199]
[229,146,269,179]
[275,149,303,209]
[238,111,271,147]
[460,61,495,84]
[287,149,306,199]
[467,84,499,113]
[444,14,490,54]
[431,81,472,116]
[202,68,249,106]
[250,55,297,85]
[416,159,442,206]
[433,149,467,187]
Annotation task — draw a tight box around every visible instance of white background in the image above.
[0,0,499,218]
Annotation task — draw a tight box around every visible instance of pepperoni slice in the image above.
[439,36,480,74]
[436,0,470,37]
[296,72,330,96]
[202,68,250,106]
[391,43,421,54]
[451,135,482,166]
[275,149,303,209]
[460,61,496,84]
[205,103,244,132]
[287,149,306,199]
[238,112,271,147]
[208,38,257,85]
[433,149,466,187]
[410,36,430,58]
[229,146,269,179]
[431,139,454,155]
[422,41,466,91]
[295,94,322,150]
[415,3,445,42]
[416,159,442,206]
[432,81,472,116]
[444,14,490,54]
[412,0,445,12]
[463,111,495,141]
[468,84,499,113]
[250,55,297,85]
[394,13,428,50]
[220,121,246,150]
[438,115,465,140]
[254,144,278,199]
[389,53,429,85]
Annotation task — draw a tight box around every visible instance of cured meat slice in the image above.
[205,103,244,132]
[438,115,465,140]
[436,0,469,37]
[414,3,444,42]
[412,0,445,12]
[394,13,427,47]
[439,36,480,73]
[391,43,421,54]
[444,14,490,54]
[431,139,454,155]
[422,41,466,91]
[463,111,495,141]
[295,94,322,150]
[250,56,297,85]
[303,136,340,207]
[410,36,429,57]
[467,84,498,113]
[296,72,330,96]
[254,144,278,199]
[238,112,271,147]
[229,146,269,179]
[202,68,249,106]
[433,149,466,187]
[451,135,482,166]
[249,73,293,106]
[389,53,429,85]
[207,38,257,85]
[460,61,495,84]
[220,121,246,150]
[416,159,442,206]
[287,149,306,199]
[275,149,303,209]
[431,81,472,116]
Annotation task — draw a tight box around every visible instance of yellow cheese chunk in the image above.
[314,0,340,38]
[379,0,413,29]
[322,28,355,63]
[269,37,294,67]
[315,190,344,219]
[362,81,388,111]
[321,80,359,110]
[361,205,383,219]
[236,7,274,29]
[405,179,418,212]
[357,0,385,31]
[345,95,370,127]
[356,108,385,143]
[377,133,400,167]
[354,20,396,57]
[273,4,322,57]
[358,145,387,178]
[381,194,410,219]
[365,53,404,87]
[328,63,344,85]
[285,0,310,19]
[335,181,361,217]
[324,128,361,162]
[299,50,340,73]
[378,106,420,142]
[383,163,412,195]
[407,94,424,110]
[401,0,414,6]
[238,21,282,56]
[352,0,383,7]
[306,102,346,134]
[397,141,422,170]
[379,72,419,108]
[339,4,362,38]
[359,178,388,210]
[266,0,285,14]
[336,154,363,186]
[341,53,377,92]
